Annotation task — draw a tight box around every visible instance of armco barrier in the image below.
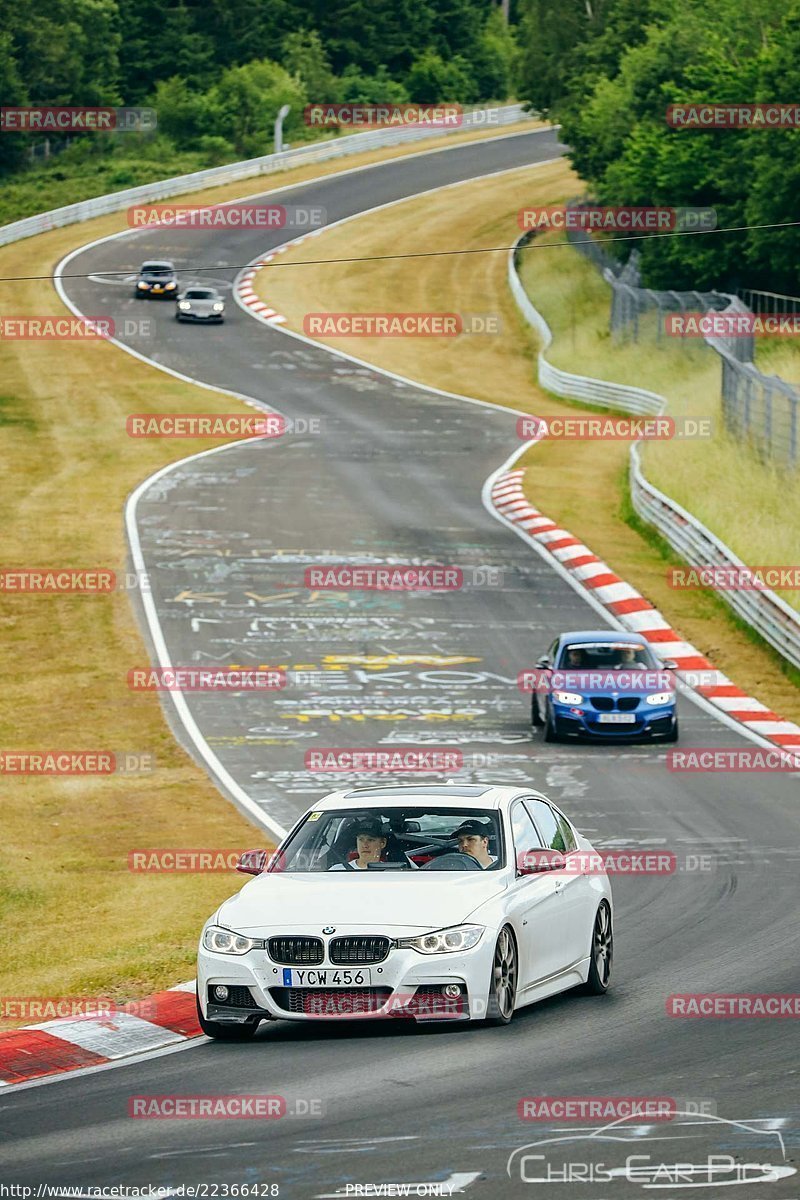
[0,106,531,249]
[509,235,800,671]
[509,236,663,416]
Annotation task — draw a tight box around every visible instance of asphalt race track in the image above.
[2,129,798,1197]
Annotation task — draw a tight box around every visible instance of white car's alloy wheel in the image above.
[487,926,518,1025]
[584,901,613,994]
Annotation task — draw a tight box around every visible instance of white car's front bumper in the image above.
[197,924,495,1024]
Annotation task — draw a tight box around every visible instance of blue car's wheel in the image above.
[662,716,679,742]
[544,704,560,743]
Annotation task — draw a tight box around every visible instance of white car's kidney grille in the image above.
[328,935,391,965]
[267,936,324,965]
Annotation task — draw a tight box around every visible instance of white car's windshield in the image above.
[270,806,504,873]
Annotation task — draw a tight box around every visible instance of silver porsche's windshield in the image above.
[269,806,504,874]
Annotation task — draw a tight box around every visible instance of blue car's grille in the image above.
[589,696,641,711]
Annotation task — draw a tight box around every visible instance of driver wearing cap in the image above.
[452,818,496,868]
[328,815,388,871]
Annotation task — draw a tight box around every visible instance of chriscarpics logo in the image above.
[507,1111,795,1188]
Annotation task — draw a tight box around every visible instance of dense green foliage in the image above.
[517,0,800,292]
[0,0,519,202]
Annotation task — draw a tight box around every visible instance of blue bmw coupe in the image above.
[530,630,679,743]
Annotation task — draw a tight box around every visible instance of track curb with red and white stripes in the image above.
[0,981,200,1088]
[490,465,800,757]
[234,209,800,760]
[234,230,325,324]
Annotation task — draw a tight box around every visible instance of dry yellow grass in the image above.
[0,236,270,1023]
[519,235,800,613]
[0,119,545,1024]
[256,158,800,723]
[755,339,800,384]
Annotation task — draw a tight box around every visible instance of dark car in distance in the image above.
[135,260,178,298]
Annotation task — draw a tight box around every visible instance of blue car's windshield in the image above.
[557,641,656,670]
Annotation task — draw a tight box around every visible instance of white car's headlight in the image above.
[554,690,583,705]
[178,301,191,311]
[645,691,674,705]
[202,925,263,955]
[212,302,224,312]
[397,924,484,954]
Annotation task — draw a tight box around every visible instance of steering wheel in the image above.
[419,852,483,872]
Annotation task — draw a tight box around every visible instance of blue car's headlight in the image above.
[554,690,583,705]
[397,925,484,954]
[645,691,674,705]
[202,925,264,955]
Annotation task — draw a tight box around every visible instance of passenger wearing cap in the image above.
[328,815,388,870]
[453,819,496,868]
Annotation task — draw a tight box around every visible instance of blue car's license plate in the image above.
[283,968,371,987]
[597,713,637,724]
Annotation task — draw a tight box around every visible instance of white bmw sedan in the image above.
[196,784,613,1039]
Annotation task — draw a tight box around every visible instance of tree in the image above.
[467,8,519,102]
[281,30,339,102]
[151,76,212,148]
[0,32,28,174]
[207,59,306,157]
[405,50,477,103]
[338,64,409,106]
[744,5,800,292]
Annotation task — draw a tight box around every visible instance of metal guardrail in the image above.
[630,446,800,671]
[509,235,664,415]
[568,228,800,468]
[0,105,531,248]
[508,234,800,670]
